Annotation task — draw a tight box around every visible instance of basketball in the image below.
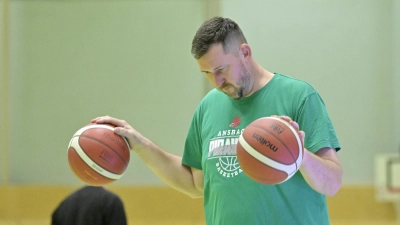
[67,124,130,186]
[237,117,303,184]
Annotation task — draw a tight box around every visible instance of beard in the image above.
[223,63,251,100]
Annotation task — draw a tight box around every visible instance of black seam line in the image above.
[250,125,299,169]
[73,134,128,169]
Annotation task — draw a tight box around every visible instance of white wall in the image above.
[221,0,398,184]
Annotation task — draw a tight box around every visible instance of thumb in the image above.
[299,131,305,144]
[114,127,125,136]
[114,127,132,149]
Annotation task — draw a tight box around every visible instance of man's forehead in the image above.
[197,45,232,72]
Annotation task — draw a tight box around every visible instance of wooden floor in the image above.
[1,220,400,225]
[2,185,400,225]
[331,220,400,225]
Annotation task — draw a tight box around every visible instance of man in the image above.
[92,17,342,225]
[51,186,127,225]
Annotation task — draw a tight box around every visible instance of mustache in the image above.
[219,83,230,90]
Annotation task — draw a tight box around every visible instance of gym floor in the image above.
[0,219,399,225]
[1,185,399,225]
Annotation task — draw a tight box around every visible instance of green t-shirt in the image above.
[182,73,340,225]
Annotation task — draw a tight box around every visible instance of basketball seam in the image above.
[74,133,128,166]
[70,136,123,179]
[249,125,297,166]
[69,147,115,182]
[238,135,297,174]
[73,124,131,155]
[250,117,303,170]
[259,117,303,169]
[242,154,288,183]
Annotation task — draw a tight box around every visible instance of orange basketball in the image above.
[67,124,130,186]
[237,117,303,184]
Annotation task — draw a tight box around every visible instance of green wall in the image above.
[1,0,399,186]
[5,0,205,185]
[222,0,399,184]
[0,0,5,184]
[393,0,400,155]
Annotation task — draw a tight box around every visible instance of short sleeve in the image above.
[182,107,203,170]
[297,92,340,153]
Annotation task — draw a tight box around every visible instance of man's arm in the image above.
[92,116,204,198]
[300,147,342,196]
[276,115,343,196]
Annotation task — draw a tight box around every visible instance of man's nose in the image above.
[213,72,225,88]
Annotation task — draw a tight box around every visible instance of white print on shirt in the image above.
[208,128,245,178]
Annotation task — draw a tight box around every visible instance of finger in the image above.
[90,117,103,123]
[114,127,135,150]
[278,115,292,122]
[298,130,305,141]
[92,116,126,127]
[270,115,291,123]
[91,115,112,123]
[289,120,300,130]
[272,115,302,130]
[114,127,127,136]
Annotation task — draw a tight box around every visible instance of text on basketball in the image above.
[269,122,284,134]
[103,133,127,152]
[252,133,278,152]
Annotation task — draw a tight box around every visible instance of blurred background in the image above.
[0,0,399,224]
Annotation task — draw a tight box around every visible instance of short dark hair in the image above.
[191,17,247,59]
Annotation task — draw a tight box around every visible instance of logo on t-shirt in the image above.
[208,128,244,178]
[229,116,241,128]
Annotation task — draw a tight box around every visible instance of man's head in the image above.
[192,17,254,100]
[191,17,247,60]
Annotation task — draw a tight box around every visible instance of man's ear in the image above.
[239,43,251,59]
